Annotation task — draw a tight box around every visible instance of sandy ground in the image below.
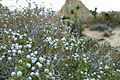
[83,27,120,49]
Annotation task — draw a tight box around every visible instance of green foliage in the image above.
[62,16,70,20]
[70,8,74,14]
[76,4,81,10]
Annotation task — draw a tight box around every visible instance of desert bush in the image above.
[0,3,120,80]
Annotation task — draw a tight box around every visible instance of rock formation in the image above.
[57,0,91,22]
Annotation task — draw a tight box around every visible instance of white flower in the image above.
[12,49,17,53]
[53,56,57,60]
[15,45,19,50]
[27,63,31,68]
[34,51,38,55]
[54,45,58,49]
[11,46,14,49]
[26,55,31,59]
[13,38,17,41]
[0,58,2,61]
[12,44,15,47]
[65,42,69,46]
[2,55,5,58]
[66,47,69,50]
[15,32,18,35]
[28,49,31,52]
[39,57,45,63]
[91,78,95,80]
[65,64,68,67]
[116,69,120,72]
[17,71,22,77]
[12,32,16,36]
[80,39,84,41]
[30,42,32,44]
[36,69,40,72]
[47,60,50,65]
[68,73,71,76]
[99,67,102,70]
[54,39,59,42]
[83,58,87,61]
[24,33,27,36]
[8,57,12,61]
[15,43,19,46]
[93,72,96,75]
[61,37,66,41]
[32,60,36,63]
[100,62,102,65]
[52,77,55,80]
[85,72,87,75]
[19,35,23,39]
[18,50,22,54]
[35,72,40,78]
[75,53,79,57]
[2,46,6,49]
[18,60,22,63]
[28,37,32,41]
[30,72,35,76]
[31,57,34,60]
[97,75,101,78]
[31,67,35,71]
[13,53,16,56]
[8,50,11,53]
[44,69,49,73]
[105,65,109,69]
[9,29,12,32]
[45,37,52,42]
[81,71,83,74]
[28,76,32,80]
[8,35,10,38]
[113,63,115,66]
[100,71,103,74]
[18,45,22,49]
[11,72,16,76]
[31,53,35,57]
[49,72,52,77]
[36,62,42,68]
[71,43,74,46]
[27,44,32,48]
[46,75,49,78]
[4,30,9,34]
[71,76,73,78]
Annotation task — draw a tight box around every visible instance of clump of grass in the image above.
[0,3,120,80]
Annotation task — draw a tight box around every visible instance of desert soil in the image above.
[83,26,120,49]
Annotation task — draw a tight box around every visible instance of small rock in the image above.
[104,28,113,37]
[85,37,96,42]
[104,30,113,37]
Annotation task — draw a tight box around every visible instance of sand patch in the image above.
[83,27,120,49]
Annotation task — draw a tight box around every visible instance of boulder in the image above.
[57,0,91,22]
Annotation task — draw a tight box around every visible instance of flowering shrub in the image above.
[0,3,120,80]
